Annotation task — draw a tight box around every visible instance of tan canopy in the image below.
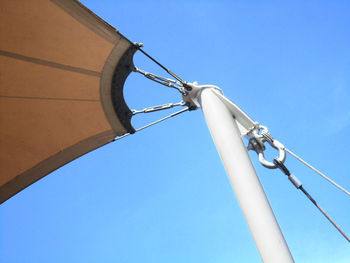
[0,0,137,203]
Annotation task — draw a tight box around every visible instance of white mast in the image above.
[184,84,294,263]
[125,58,349,259]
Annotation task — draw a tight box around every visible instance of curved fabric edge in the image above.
[0,0,138,204]
[51,0,126,44]
[101,41,137,134]
[0,130,115,204]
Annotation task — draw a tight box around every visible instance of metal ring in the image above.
[257,138,286,169]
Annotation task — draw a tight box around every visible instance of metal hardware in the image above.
[273,159,302,189]
[182,82,222,112]
[133,67,185,94]
[131,101,185,115]
[248,126,286,169]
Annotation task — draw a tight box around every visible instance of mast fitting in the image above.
[247,126,286,169]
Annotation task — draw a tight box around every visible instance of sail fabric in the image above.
[0,0,136,203]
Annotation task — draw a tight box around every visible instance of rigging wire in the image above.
[113,44,190,141]
[128,45,350,241]
[113,107,189,141]
[250,129,349,241]
[257,129,350,196]
[298,186,350,242]
[126,45,350,242]
[283,147,350,196]
[273,159,350,243]
[136,44,185,84]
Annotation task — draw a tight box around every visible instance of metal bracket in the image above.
[182,82,259,136]
[212,89,259,136]
[182,82,222,111]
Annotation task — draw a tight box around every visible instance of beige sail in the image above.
[0,0,137,203]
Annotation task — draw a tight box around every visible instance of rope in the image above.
[284,147,350,196]
[113,108,189,141]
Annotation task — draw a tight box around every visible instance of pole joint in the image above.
[182,82,222,111]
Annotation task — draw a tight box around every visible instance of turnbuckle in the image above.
[133,67,185,94]
[131,101,185,115]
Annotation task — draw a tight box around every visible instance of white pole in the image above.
[199,88,294,263]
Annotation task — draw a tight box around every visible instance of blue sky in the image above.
[1,0,350,262]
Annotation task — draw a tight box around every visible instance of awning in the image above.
[0,0,137,203]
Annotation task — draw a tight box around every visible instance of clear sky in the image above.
[1,0,350,262]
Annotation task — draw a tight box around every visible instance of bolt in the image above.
[183,83,192,91]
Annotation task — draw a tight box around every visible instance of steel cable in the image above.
[113,108,189,141]
[284,147,350,196]
[273,159,350,243]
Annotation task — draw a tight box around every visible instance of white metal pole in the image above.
[199,88,294,263]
